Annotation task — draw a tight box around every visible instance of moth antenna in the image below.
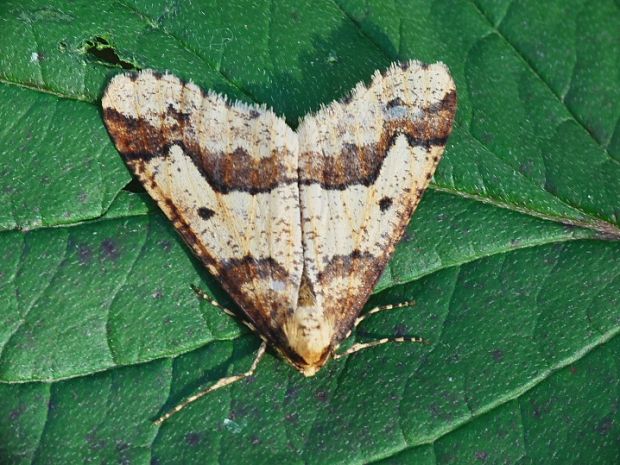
[354,300,416,328]
[333,336,429,360]
[153,341,268,426]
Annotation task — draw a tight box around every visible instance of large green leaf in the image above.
[0,0,618,464]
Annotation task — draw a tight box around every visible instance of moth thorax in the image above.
[284,305,333,377]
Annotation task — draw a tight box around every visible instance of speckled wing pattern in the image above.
[102,61,456,376]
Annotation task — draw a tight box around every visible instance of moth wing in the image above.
[297,61,456,344]
[102,71,303,340]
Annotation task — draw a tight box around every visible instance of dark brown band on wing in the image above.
[103,107,296,194]
[299,89,456,190]
[220,259,328,371]
[220,255,289,282]
[317,249,381,287]
[218,255,304,352]
[219,255,298,325]
[317,249,385,341]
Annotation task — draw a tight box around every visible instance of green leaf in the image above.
[0,1,618,464]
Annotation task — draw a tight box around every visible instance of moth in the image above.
[102,61,456,423]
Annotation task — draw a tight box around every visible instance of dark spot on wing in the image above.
[197,207,215,220]
[379,196,393,211]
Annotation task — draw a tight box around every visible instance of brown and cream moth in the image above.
[102,61,456,423]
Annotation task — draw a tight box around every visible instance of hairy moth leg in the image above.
[154,341,267,425]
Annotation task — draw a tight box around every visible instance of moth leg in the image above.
[354,300,416,328]
[153,341,268,425]
[191,284,258,333]
[333,336,429,360]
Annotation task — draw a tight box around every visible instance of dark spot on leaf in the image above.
[490,349,503,362]
[285,412,299,424]
[116,440,131,465]
[197,207,215,220]
[315,390,328,402]
[401,231,414,242]
[85,431,107,451]
[595,415,613,435]
[530,399,552,418]
[185,432,203,446]
[479,131,494,145]
[429,402,454,421]
[78,244,93,265]
[158,240,173,252]
[9,405,26,421]
[284,386,300,404]
[101,238,120,261]
[250,435,261,445]
[544,178,558,195]
[519,160,534,176]
[394,324,408,337]
[356,327,371,338]
[379,196,393,211]
[475,450,488,461]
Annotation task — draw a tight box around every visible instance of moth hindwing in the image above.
[102,60,456,383]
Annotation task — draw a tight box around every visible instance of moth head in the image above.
[282,305,335,377]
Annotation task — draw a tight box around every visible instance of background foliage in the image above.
[0,1,618,464]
